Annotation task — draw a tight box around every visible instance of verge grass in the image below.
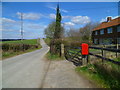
[46,51,65,61]
[75,58,120,89]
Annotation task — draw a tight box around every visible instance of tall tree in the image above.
[50,4,62,55]
[54,4,62,39]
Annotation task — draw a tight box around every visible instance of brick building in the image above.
[92,17,120,45]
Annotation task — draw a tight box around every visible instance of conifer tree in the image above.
[54,4,62,39]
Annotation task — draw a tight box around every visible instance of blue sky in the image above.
[2,2,119,39]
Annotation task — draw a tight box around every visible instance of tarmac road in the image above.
[2,39,50,88]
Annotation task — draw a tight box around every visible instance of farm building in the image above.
[92,17,120,45]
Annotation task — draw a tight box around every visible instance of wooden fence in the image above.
[64,46,120,66]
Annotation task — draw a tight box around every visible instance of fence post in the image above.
[61,43,64,57]
[86,55,89,64]
[116,44,119,58]
[101,48,104,63]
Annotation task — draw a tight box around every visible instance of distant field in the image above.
[2,39,41,60]
[2,39,38,45]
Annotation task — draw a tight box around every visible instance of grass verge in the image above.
[75,58,120,89]
[2,47,41,60]
[46,51,65,61]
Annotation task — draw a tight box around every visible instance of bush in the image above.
[2,43,39,52]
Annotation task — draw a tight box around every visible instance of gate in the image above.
[64,45,120,66]
[64,46,83,66]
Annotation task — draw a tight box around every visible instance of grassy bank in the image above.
[75,58,120,89]
[2,39,42,60]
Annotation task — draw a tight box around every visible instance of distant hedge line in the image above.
[2,43,39,52]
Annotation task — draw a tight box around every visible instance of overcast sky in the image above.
[2,2,119,39]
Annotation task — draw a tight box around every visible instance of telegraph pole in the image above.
[20,13,24,51]
[20,13,24,41]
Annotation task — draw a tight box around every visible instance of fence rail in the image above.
[64,45,120,66]
[89,46,120,53]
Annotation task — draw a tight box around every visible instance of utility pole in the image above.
[20,13,24,41]
[20,13,24,51]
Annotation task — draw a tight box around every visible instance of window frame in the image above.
[100,29,104,35]
[107,27,113,34]
[95,31,98,35]
[117,26,120,32]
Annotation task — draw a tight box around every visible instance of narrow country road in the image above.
[2,39,96,88]
[2,39,50,88]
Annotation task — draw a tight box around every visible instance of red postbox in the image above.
[81,43,89,55]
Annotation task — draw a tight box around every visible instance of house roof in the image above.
[93,17,120,31]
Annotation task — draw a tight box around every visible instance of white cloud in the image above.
[48,6,68,13]
[100,18,106,22]
[62,16,72,19]
[2,17,16,23]
[61,9,68,13]
[64,22,75,27]
[16,12,42,20]
[49,13,56,19]
[48,6,56,10]
[71,16,90,24]
[49,14,73,19]
[2,17,19,32]
[0,29,13,31]
[100,16,119,22]
[2,17,47,39]
[26,23,47,29]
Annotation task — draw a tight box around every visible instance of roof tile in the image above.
[93,17,120,31]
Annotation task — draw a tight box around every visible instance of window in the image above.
[99,39,103,44]
[117,38,120,44]
[94,39,98,44]
[95,31,98,35]
[107,27,112,33]
[100,29,104,35]
[103,38,113,45]
[100,38,113,45]
[117,26,120,32]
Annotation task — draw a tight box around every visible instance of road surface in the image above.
[2,39,50,88]
[2,39,96,88]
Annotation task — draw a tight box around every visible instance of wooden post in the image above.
[61,43,64,57]
[101,49,104,63]
[86,55,89,64]
[116,43,119,58]
[82,56,85,65]
[82,55,87,65]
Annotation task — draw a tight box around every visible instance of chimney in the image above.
[107,17,112,22]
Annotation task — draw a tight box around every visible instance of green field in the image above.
[2,39,38,45]
[2,39,42,59]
